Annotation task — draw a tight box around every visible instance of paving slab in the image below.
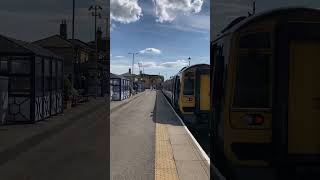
[176,160,209,180]
[155,91,209,180]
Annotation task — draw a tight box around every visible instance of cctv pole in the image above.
[89,4,102,97]
[253,0,256,15]
[72,0,75,39]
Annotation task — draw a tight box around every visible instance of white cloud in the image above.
[110,0,143,24]
[110,64,131,74]
[153,0,204,22]
[138,61,157,68]
[139,48,161,54]
[111,59,190,75]
[159,60,188,68]
[110,23,117,31]
[114,55,125,58]
[159,14,209,33]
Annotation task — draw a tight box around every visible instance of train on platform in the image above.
[210,7,320,179]
[162,64,211,127]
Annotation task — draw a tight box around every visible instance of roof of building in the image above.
[110,73,128,80]
[69,39,93,52]
[33,34,74,48]
[121,72,137,77]
[0,34,62,59]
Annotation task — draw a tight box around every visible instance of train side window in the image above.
[233,54,272,108]
[183,72,195,95]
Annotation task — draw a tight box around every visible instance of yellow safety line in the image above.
[155,123,180,180]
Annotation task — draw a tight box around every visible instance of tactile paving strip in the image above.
[155,123,179,180]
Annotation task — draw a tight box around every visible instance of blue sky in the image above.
[110,0,210,79]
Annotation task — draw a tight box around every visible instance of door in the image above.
[288,41,320,155]
[200,74,210,111]
[174,76,180,107]
[196,69,210,113]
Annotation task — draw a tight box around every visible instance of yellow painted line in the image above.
[155,123,179,180]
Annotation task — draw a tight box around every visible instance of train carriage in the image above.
[210,7,320,178]
[163,64,210,126]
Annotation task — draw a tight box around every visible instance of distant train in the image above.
[162,64,210,126]
[210,7,320,178]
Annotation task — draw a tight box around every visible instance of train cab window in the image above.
[233,54,272,108]
[239,32,271,49]
[183,72,195,95]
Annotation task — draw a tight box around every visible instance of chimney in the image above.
[129,68,131,74]
[60,20,67,39]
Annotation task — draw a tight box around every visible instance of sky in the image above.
[0,0,108,42]
[1,0,319,79]
[110,0,210,79]
[212,0,320,39]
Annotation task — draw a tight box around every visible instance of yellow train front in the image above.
[210,7,320,179]
[162,64,210,127]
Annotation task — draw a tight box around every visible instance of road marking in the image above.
[155,123,179,180]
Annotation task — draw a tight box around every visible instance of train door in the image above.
[195,68,210,114]
[274,22,320,174]
[211,43,230,176]
[174,76,180,108]
[288,40,320,156]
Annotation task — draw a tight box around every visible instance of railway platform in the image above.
[154,90,210,180]
[111,89,212,180]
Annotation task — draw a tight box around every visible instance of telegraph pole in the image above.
[138,62,142,74]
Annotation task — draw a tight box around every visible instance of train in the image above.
[162,64,211,126]
[210,7,320,178]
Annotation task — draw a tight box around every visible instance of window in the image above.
[233,54,272,108]
[239,32,271,49]
[35,57,43,95]
[183,72,194,95]
[11,57,30,74]
[44,59,51,92]
[0,57,8,74]
[52,61,57,90]
[10,77,30,94]
[57,61,63,90]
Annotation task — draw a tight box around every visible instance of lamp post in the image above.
[188,57,191,66]
[128,52,139,93]
[128,52,139,75]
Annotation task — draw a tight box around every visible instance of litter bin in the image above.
[0,76,8,125]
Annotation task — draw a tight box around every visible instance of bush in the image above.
[71,87,79,96]
[64,76,72,100]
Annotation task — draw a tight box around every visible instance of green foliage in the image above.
[159,75,164,82]
[64,76,72,100]
[71,87,79,96]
